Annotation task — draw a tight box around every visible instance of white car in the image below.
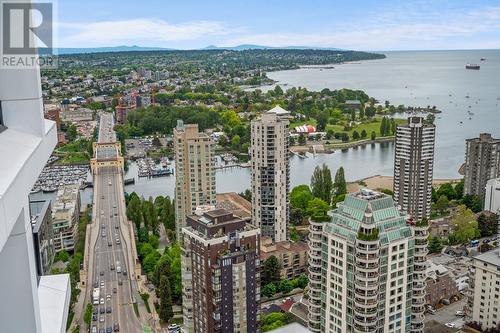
[455,310,465,316]
[100,297,104,305]
[445,323,456,328]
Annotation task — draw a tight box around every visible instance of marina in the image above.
[31,164,90,193]
[136,157,173,178]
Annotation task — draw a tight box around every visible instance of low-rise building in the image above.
[429,217,453,239]
[425,261,460,307]
[52,185,80,252]
[260,237,308,279]
[467,249,500,329]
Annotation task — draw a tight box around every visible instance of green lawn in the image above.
[291,116,406,140]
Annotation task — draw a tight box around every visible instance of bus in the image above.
[92,288,100,305]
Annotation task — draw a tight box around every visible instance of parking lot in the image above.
[425,298,466,330]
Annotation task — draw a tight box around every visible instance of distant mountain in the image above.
[202,44,343,51]
[56,45,174,55]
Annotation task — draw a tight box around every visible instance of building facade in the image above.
[485,178,500,214]
[181,209,260,333]
[52,184,81,252]
[464,133,500,200]
[393,116,435,220]
[466,250,500,329]
[424,262,460,308]
[251,106,290,242]
[308,189,428,333]
[174,120,216,239]
[30,200,55,276]
[260,237,308,279]
[0,23,71,332]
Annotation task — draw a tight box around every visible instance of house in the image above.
[260,237,308,279]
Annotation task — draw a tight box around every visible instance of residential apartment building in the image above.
[30,200,55,276]
[467,250,500,329]
[464,133,500,200]
[251,106,290,242]
[485,178,500,214]
[393,116,435,220]
[0,29,71,332]
[308,189,428,333]
[260,237,308,279]
[181,209,260,333]
[52,184,81,252]
[174,120,216,238]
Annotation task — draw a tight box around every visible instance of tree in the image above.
[437,183,456,201]
[380,117,387,136]
[371,131,376,140]
[139,242,154,259]
[231,134,241,150]
[435,195,450,215]
[298,134,306,145]
[56,250,70,263]
[334,167,347,196]
[83,303,93,327]
[127,194,143,230]
[261,256,281,286]
[238,189,252,202]
[279,279,293,294]
[361,129,367,139]
[477,213,498,237]
[448,205,480,245]
[454,180,464,200]
[352,130,360,140]
[316,111,329,131]
[428,235,443,254]
[425,113,436,124]
[310,164,333,204]
[262,283,277,298]
[143,251,161,274]
[294,274,308,289]
[307,197,330,217]
[290,185,313,211]
[158,275,174,322]
[462,194,483,213]
[290,208,305,226]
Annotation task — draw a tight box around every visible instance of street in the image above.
[425,298,466,329]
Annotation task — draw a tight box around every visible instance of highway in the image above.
[87,113,143,333]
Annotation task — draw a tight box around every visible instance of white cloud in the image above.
[57,18,228,47]
[221,5,500,50]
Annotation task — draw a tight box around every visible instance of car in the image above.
[122,270,127,276]
[91,326,97,333]
[101,223,105,229]
[456,310,465,316]
[101,195,104,199]
[93,307,98,315]
[445,323,456,328]
[113,287,117,294]
[108,241,112,247]
[100,297,104,305]
[106,327,113,333]
[110,264,115,270]
[168,324,180,332]
[110,214,113,218]
[100,210,104,215]
[99,328,105,333]
[94,281,99,288]
[101,232,106,237]
[100,271,104,276]
[426,308,436,315]
[115,224,119,229]
[99,307,105,314]
[106,306,112,313]
[114,212,118,216]
[118,279,122,286]
[92,314,97,322]
[99,315,105,322]
[113,323,120,332]
[100,281,105,287]
[116,238,120,245]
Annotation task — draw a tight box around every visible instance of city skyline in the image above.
[56,0,500,50]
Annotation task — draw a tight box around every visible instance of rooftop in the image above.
[267,105,290,116]
[475,249,500,266]
[269,323,310,333]
[38,274,71,333]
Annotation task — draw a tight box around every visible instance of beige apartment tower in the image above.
[251,106,290,243]
[173,120,216,238]
[393,116,435,220]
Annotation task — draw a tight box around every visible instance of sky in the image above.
[55,0,500,50]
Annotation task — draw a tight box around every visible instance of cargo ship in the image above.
[466,63,480,70]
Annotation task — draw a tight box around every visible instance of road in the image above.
[87,113,143,333]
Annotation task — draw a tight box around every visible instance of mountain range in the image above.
[56,44,342,55]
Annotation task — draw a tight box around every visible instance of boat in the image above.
[465,64,480,70]
[480,58,486,61]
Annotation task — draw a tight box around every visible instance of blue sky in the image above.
[56,0,500,50]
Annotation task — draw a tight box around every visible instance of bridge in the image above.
[79,113,147,332]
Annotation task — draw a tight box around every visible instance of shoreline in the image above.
[347,175,461,193]
[290,136,395,153]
